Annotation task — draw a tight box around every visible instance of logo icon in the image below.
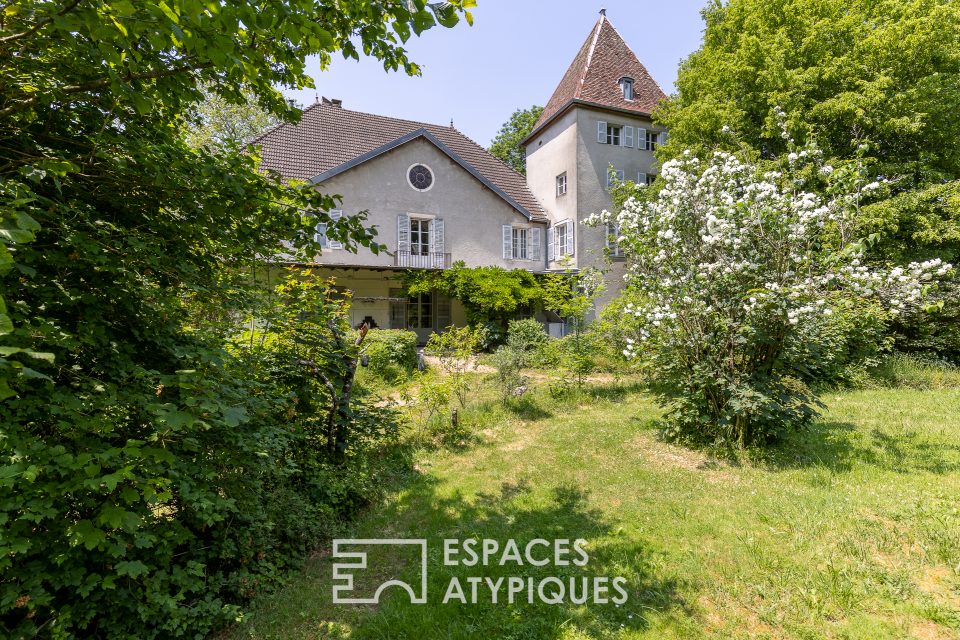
[332,539,428,604]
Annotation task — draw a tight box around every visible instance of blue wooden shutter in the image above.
[530,227,541,261]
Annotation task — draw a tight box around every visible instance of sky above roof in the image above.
[282,0,707,147]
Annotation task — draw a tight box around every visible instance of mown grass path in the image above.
[223,387,960,639]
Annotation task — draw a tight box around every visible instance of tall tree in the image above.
[657,0,960,186]
[655,0,960,360]
[489,105,543,174]
[0,0,474,636]
[182,85,286,150]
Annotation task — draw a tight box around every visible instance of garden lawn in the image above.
[222,385,960,639]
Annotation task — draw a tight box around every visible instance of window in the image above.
[607,221,624,258]
[646,130,659,151]
[619,77,634,101]
[607,168,625,188]
[556,173,567,197]
[410,217,430,256]
[503,225,541,260]
[555,220,573,257]
[512,227,528,260]
[407,292,432,329]
[637,172,658,185]
[606,125,621,146]
[407,163,434,191]
[313,209,342,249]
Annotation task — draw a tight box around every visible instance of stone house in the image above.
[256,11,666,340]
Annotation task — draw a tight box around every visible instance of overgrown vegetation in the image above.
[0,1,474,637]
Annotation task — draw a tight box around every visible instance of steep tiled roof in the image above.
[254,101,546,221]
[529,13,667,139]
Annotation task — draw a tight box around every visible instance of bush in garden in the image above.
[506,318,548,366]
[490,346,528,402]
[425,326,480,408]
[541,263,605,385]
[588,116,952,446]
[364,329,419,381]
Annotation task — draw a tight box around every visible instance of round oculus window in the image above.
[408,164,434,191]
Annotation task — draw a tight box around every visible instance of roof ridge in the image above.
[578,15,605,99]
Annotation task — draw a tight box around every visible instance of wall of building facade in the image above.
[312,137,547,271]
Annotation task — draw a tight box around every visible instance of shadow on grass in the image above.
[760,420,960,475]
[226,473,689,639]
[349,477,687,640]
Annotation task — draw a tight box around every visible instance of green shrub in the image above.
[425,326,480,408]
[490,346,528,402]
[868,353,960,390]
[506,318,548,365]
[364,329,418,381]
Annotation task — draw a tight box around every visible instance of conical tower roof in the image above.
[529,12,666,139]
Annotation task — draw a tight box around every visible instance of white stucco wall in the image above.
[312,137,547,272]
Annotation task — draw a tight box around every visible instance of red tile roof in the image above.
[254,101,547,221]
[529,13,667,140]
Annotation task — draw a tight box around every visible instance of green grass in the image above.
[220,380,960,640]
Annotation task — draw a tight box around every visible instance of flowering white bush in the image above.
[587,128,951,445]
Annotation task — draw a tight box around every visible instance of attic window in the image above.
[619,77,634,101]
[407,164,434,192]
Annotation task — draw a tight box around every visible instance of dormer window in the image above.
[619,77,634,101]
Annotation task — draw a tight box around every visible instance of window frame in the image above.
[606,124,621,146]
[619,77,634,101]
[556,172,567,197]
[406,163,435,192]
[512,227,529,260]
[409,217,430,256]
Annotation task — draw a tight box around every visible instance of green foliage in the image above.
[489,346,528,403]
[859,182,960,360]
[364,329,419,382]
[488,105,544,174]
[0,0,471,637]
[658,0,960,187]
[656,0,960,364]
[505,318,548,365]
[183,84,284,151]
[403,262,544,331]
[541,264,605,386]
[867,352,960,389]
[403,371,452,437]
[425,326,480,408]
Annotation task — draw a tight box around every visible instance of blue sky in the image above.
[283,0,708,146]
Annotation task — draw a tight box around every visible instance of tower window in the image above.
[619,77,634,101]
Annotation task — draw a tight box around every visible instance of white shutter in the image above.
[530,227,541,261]
[432,218,445,254]
[327,209,343,249]
[638,172,647,185]
[547,227,555,262]
[502,225,512,260]
[638,127,648,150]
[623,126,634,148]
[566,222,574,256]
[660,131,669,145]
[397,214,410,253]
[597,121,607,144]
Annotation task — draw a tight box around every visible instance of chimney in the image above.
[330,98,343,108]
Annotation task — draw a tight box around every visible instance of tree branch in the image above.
[0,0,84,46]
[0,62,212,119]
